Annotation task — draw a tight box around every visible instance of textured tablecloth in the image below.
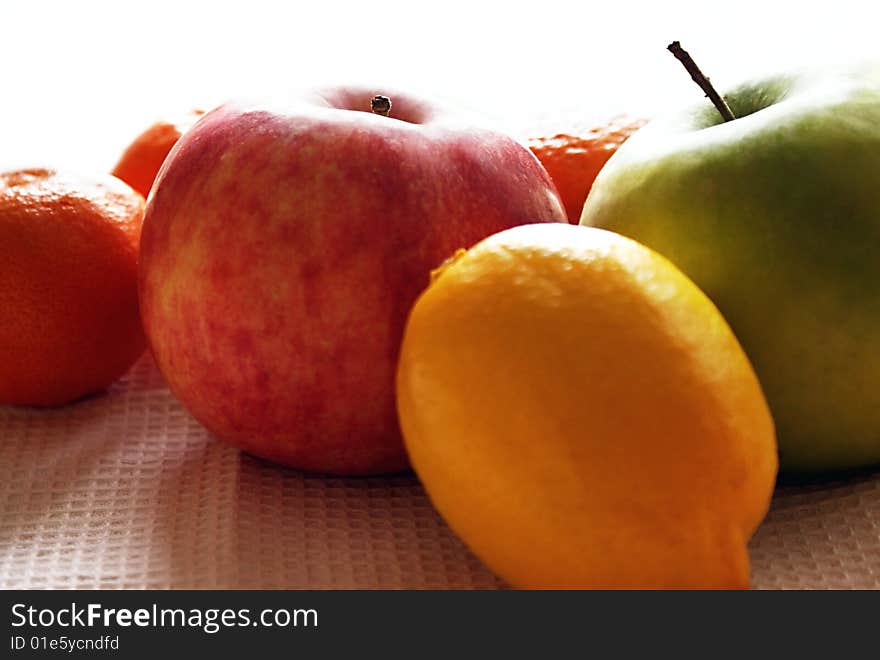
[1,354,878,590]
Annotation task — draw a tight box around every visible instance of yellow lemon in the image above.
[396,223,777,589]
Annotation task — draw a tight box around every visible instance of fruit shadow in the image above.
[775,464,880,493]
[750,465,880,589]
[226,452,505,589]
[0,354,496,589]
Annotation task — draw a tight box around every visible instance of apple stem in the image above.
[371,95,392,117]
[667,41,736,122]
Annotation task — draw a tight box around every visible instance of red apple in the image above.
[139,86,566,475]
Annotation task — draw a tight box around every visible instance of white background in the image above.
[1,0,877,173]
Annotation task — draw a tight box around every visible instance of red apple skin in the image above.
[139,87,566,475]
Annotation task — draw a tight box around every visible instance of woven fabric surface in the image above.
[1,355,878,590]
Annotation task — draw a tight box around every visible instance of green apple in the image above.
[581,67,880,473]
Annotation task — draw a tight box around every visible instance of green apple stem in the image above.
[371,95,392,117]
[667,41,736,122]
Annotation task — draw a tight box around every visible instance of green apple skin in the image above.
[581,71,880,473]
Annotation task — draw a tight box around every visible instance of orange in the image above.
[396,223,777,589]
[112,109,205,198]
[528,115,646,223]
[0,169,145,406]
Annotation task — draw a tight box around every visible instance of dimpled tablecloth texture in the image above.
[1,354,878,590]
